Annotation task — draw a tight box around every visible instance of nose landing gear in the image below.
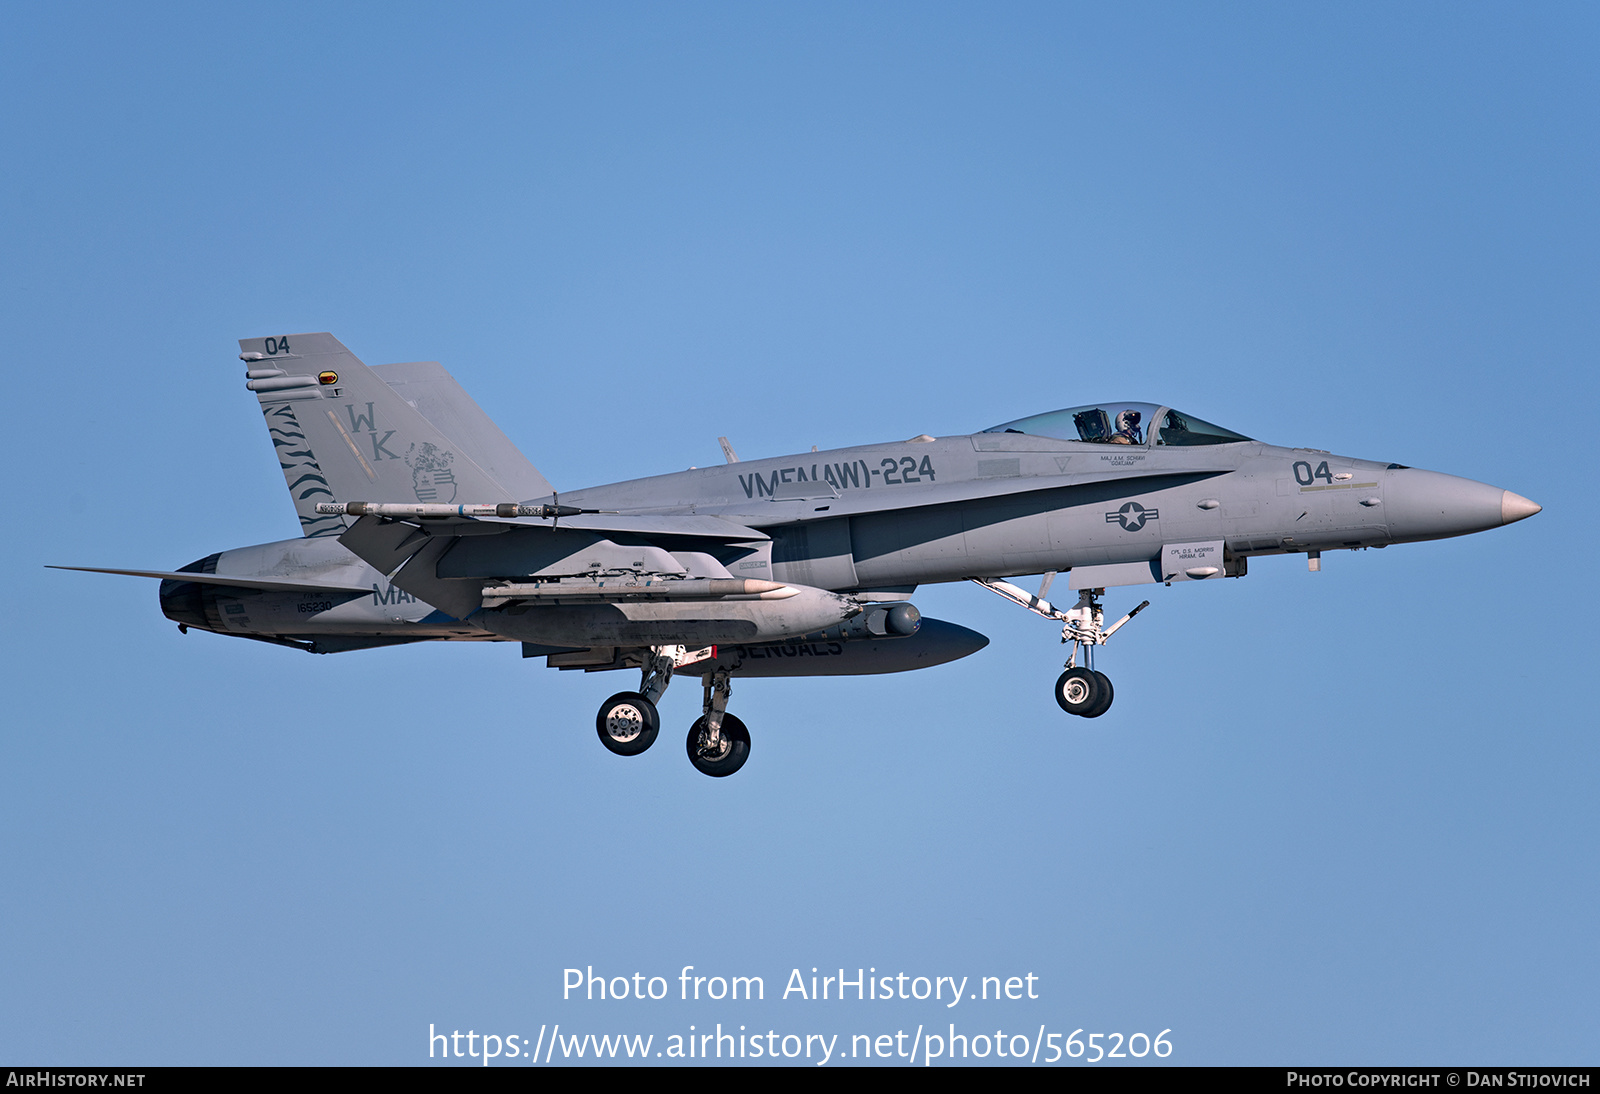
[1055,667,1114,718]
[973,576,1147,719]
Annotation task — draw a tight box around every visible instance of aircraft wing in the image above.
[511,512,768,540]
[314,507,768,541]
[329,510,772,621]
[47,565,373,595]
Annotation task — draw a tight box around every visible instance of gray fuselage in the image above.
[552,432,1521,592]
[164,424,1529,657]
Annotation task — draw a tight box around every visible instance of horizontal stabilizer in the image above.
[47,565,371,595]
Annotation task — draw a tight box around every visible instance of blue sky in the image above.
[3,2,1595,1065]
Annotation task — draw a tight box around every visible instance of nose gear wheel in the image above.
[1056,669,1113,718]
[974,578,1144,721]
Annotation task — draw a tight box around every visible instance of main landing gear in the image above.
[972,575,1149,720]
[686,670,749,778]
[596,691,660,754]
[593,646,752,777]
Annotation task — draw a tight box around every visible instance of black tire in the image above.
[596,692,660,756]
[686,714,751,777]
[1055,668,1102,716]
[1081,671,1115,718]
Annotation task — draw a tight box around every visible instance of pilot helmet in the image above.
[1115,409,1141,432]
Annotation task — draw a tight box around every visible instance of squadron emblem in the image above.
[405,442,458,503]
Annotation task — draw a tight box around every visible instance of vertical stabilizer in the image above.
[239,333,527,537]
[374,361,554,501]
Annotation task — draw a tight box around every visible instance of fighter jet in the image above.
[55,333,1540,777]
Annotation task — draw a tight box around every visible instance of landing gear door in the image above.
[1161,540,1225,582]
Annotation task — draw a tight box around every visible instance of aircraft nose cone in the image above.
[1500,490,1541,525]
[1384,468,1526,543]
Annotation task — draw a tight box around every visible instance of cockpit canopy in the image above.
[982,402,1252,447]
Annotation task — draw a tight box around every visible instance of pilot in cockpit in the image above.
[1110,408,1143,445]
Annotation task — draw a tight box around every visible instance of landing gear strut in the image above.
[972,575,1148,719]
[593,645,695,757]
[687,669,750,777]
[592,646,752,775]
